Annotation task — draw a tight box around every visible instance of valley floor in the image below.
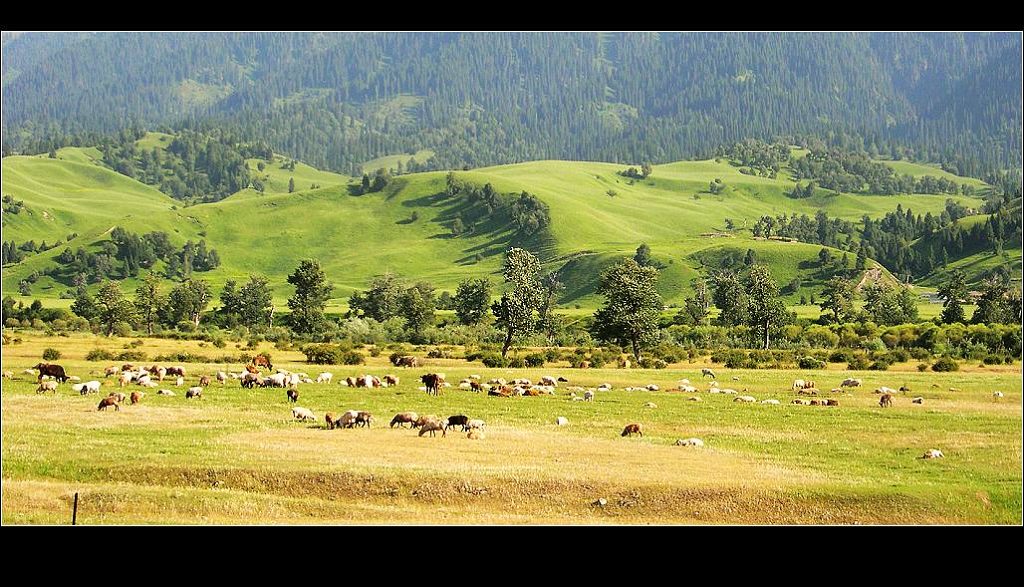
[2,333,1020,524]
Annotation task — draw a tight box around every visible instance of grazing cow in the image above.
[103,366,119,378]
[824,398,840,407]
[316,372,333,384]
[701,368,716,379]
[445,415,470,433]
[621,423,643,437]
[36,381,59,394]
[325,413,338,430]
[921,449,944,459]
[912,397,924,404]
[675,438,704,447]
[157,389,175,396]
[33,363,69,383]
[355,411,373,428]
[380,374,398,387]
[165,366,186,378]
[879,393,893,408]
[130,391,144,405]
[418,420,446,437]
[413,415,442,430]
[841,378,862,388]
[97,396,120,411]
[286,388,299,403]
[199,375,212,387]
[186,387,203,399]
[337,410,360,429]
[292,407,316,422]
[136,374,152,386]
[421,373,444,396]
[390,412,419,429]
[583,390,595,402]
[391,355,418,368]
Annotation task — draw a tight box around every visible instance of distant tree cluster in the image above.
[791,148,964,195]
[50,227,220,283]
[445,174,550,237]
[716,139,790,177]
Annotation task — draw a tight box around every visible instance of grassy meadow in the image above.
[1,138,996,310]
[2,332,1020,524]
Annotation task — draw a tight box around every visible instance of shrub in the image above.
[847,354,870,370]
[42,348,62,360]
[340,350,365,365]
[543,348,560,363]
[302,344,342,365]
[653,359,668,369]
[797,356,826,369]
[524,353,546,368]
[480,353,506,368]
[113,321,133,337]
[85,349,115,361]
[427,348,453,359]
[917,362,930,372]
[129,339,144,348]
[868,360,890,371]
[115,350,147,362]
[931,357,959,372]
[982,354,1005,365]
[369,346,382,357]
[212,338,227,349]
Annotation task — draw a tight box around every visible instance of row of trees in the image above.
[51,229,220,284]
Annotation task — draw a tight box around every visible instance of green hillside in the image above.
[2,154,992,310]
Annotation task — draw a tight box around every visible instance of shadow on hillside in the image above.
[398,189,559,266]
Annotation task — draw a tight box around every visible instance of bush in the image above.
[115,350,147,362]
[340,350,365,365]
[427,348,453,359]
[982,354,1006,365]
[917,362,930,372]
[507,357,526,368]
[42,348,62,361]
[886,348,911,363]
[129,339,145,348]
[931,357,959,372]
[480,353,507,368]
[797,356,826,369]
[868,360,890,371]
[302,344,342,365]
[847,354,870,370]
[524,353,546,368]
[212,338,227,349]
[114,321,133,337]
[85,349,115,361]
[369,346,382,357]
[543,348,560,363]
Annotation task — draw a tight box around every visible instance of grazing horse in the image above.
[701,368,716,379]
[251,354,273,371]
[879,393,893,408]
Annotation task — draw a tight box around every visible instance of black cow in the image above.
[33,363,69,383]
[421,373,444,396]
[445,414,470,433]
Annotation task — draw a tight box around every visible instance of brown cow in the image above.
[879,393,893,408]
[130,391,143,405]
[33,363,69,383]
[199,375,212,387]
[621,423,643,437]
[286,388,299,403]
[97,396,120,411]
[355,411,373,428]
[251,354,273,371]
[325,413,338,430]
[383,375,399,387]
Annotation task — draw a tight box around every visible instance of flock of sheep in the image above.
[5,361,1008,459]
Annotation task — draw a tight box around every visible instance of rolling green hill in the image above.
[1,153,994,311]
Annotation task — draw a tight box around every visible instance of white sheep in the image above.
[466,419,485,430]
[36,381,58,393]
[687,396,702,402]
[644,402,657,408]
[875,386,897,394]
[760,399,781,405]
[555,416,569,426]
[458,382,473,389]
[678,378,690,385]
[2,370,13,379]
[675,438,704,447]
[708,381,719,388]
[679,384,697,393]
[175,376,185,387]
[921,449,944,459]
[67,375,82,382]
[912,397,924,404]
[540,376,558,387]
[292,407,316,422]
[721,388,738,395]
[597,383,612,391]
[993,391,1004,400]
[841,378,862,387]
[583,390,595,402]
[734,395,756,403]
[646,384,659,391]
[157,389,176,396]
[792,379,806,390]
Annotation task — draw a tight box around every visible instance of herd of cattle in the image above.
[4,361,1007,453]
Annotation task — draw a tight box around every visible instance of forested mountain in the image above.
[2,32,1020,178]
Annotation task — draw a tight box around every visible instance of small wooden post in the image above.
[72,492,79,526]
